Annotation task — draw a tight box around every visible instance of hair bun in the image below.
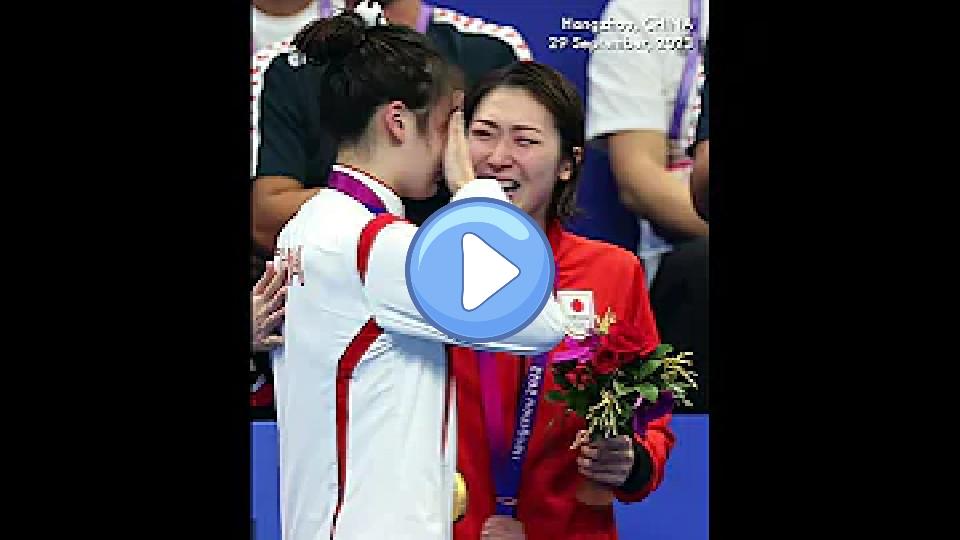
[294,12,367,64]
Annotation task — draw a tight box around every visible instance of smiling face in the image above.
[467,86,574,228]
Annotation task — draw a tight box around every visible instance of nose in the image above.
[486,138,513,171]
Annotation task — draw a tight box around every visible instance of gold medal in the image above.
[453,471,468,522]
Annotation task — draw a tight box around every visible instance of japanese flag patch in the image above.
[556,290,595,338]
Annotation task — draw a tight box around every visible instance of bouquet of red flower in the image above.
[547,309,697,444]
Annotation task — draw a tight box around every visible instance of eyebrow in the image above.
[512,125,544,135]
[472,118,544,135]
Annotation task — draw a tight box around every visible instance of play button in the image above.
[406,198,555,343]
[461,233,519,311]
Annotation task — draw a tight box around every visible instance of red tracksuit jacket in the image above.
[452,222,675,540]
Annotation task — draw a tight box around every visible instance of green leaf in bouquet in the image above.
[629,363,654,382]
[613,379,627,396]
[546,390,566,403]
[617,403,634,424]
[637,383,659,403]
[633,359,662,380]
[568,392,589,417]
[652,344,674,359]
[588,383,603,403]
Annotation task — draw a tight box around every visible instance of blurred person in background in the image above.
[251,261,286,407]
[586,0,709,410]
[690,72,708,221]
[252,1,346,52]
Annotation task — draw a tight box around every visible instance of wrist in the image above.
[618,439,653,492]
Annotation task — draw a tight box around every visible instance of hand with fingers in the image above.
[575,434,636,488]
[443,109,476,194]
[252,261,287,352]
[481,515,526,540]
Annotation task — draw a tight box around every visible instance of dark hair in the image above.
[292,10,461,144]
[463,62,585,224]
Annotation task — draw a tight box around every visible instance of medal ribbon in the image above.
[327,167,389,215]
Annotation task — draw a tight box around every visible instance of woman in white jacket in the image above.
[267,6,565,540]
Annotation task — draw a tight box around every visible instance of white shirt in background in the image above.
[252,1,348,52]
[586,0,708,277]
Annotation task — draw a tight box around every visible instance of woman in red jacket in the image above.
[452,62,675,540]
